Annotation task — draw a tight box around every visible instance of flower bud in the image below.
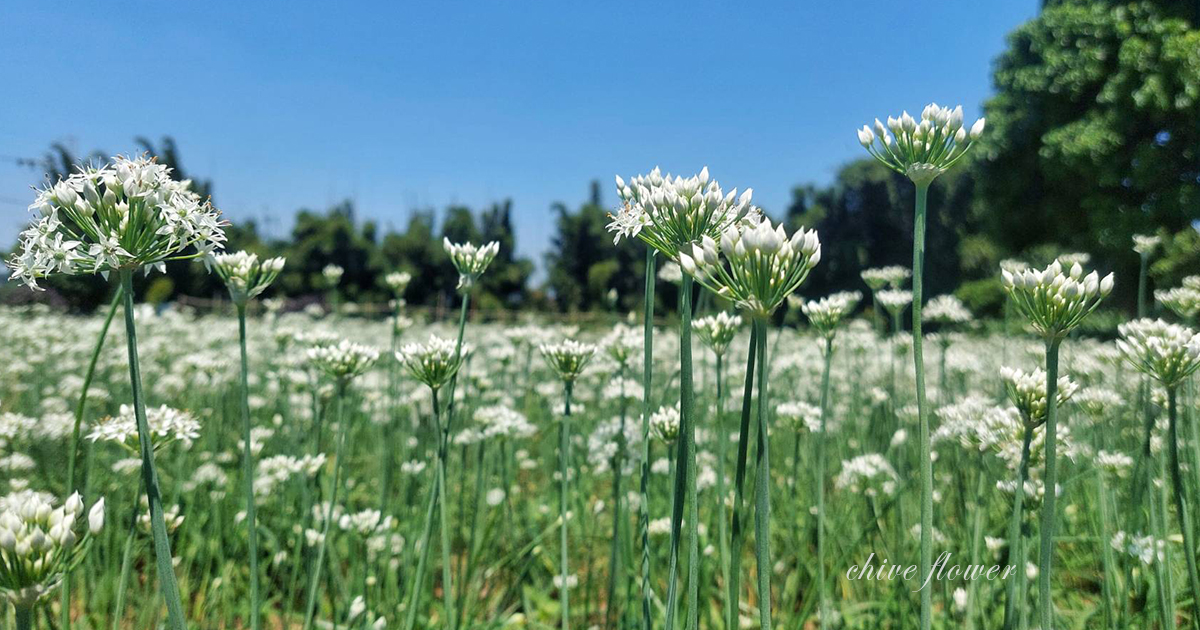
[89,498,106,534]
[970,118,986,139]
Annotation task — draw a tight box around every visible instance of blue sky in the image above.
[0,2,1038,276]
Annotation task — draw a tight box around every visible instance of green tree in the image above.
[545,182,645,312]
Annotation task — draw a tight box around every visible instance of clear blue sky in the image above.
[0,1,1038,277]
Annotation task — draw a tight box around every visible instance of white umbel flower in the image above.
[1132,234,1162,256]
[1116,319,1200,389]
[861,266,911,291]
[692,312,743,356]
[307,340,380,383]
[1156,286,1200,322]
[875,289,913,316]
[444,238,499,290]
[0,491,105,608]
[87,404,202,451]
[539,339,597,382]
[384,271,412,296]
[321,264,344,286]
[799,291,861,338]
[1000,366,1079,427]
[209,251,285,304]
[395,335,471,391]
[649,403,681,444]
[858,103,983,184]
[922,295,972,325]
[776,401,822,433]
[1001,260,1113,340]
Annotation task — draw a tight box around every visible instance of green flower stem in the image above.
[912,181,933,630]
[402,390,443,630]
[1002,423,1033,630]
[1166,387,1200,630]
[62,284,121,630]
[1093,432,1115,630]
[235,304,262,630]
[665,273,700,630]
[303,387,349,630]
[119,269,188,630]
[435,390,457,630]
[639,249,656,630]
[965,454,987,630]
[713,351,733,630]
[1037,339,1062,630]
[752,318,773,630]
[14,605,33,630]
[815,337,834,630]
[112,481,145,630]
[729,325,759,630]
[560,381,575,630]
[605,372,629,630]
[1137,252,1149,318]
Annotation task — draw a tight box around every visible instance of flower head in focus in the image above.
[692,312,743,357]
[1000,366,1079,427]
[87,404,201,452]
[1116,319,1200,389]
[680,217,821,318]
[209,251,285,304]
[6,155,227,290]
[539,339,597,383]
[307,340,379,384]
[857,104,983,184]
[608,166,759,258]
[396,335,471,391]
[799,291,861,338]
[443,239,500,291]
[0,491,104,608]
[1001,260,1113,340]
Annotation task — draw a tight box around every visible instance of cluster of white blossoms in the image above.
[384,270,412,296]
[932,395,1008,451]
[7,155,227,290]
[681,218,822,317]
[1116,319,1200,388]
[1000,366,1079,426]
[835,453,899,497]
[858,103,984,184]
[1132,234,1163,256]
[1111,531,1166,565]
[209,251,285,304]
[539,339,597,383]
[776,401,822,433]
[861,266,910,291]
[307,340,380,383]
[692,312,743,356]
[322,264,344,286]
[649,403,681,444]
[875,289,913,315]
[395,335,471,391]
[923,295,972,325]
[1074,387,1123,419]
[254,454,326,498]
[1156,277,1200,321]
[87,404,202,451]
[0,491,105,607]
[608,167,760,257]
[443,238,500,290]
[1096,451,1134,478]
[1002,260,1114,340]
[800,291,862,338]
[600,323,641,368]
[473,405,536,439]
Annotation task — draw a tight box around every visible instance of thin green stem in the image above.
[682,275,700,630]
[1037,339,1062,630]
[714,352,732,630]
[816,338,834,630]
[729,325,759,630]
[639,249,656,630]
[402,388,443,630]
[1167,387,1200,630]
[605,373,628,630]
[15,605,33,630]
[436,392,457,630]
[119,269,187,630]
[1002,424,1033,630]
[112,481,145,630]
[560,381,575,630]
[303,389,349,630]
[236,304,262,630]
[912,181,933,630]
[752,319,773,630]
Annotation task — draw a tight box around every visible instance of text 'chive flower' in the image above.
[609,166,759,257]
[210,251,285,304]
[681,217,821,318]
[395,335,472,391]
[444,238,499,290]
[539,339,597,382]
[0,491,105,608]
[858,103,983,184]
[692,312,743,356]
[1116,319,1200,389]
[1002,260,1113,340]
[6,155,227,290]
[800,291,862,338]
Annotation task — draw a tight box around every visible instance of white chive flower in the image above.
[443,238,500,290]
[384,271,412,296]
[87,404,201,451]
[209,251,285,304]
[776,401,822,433]
[680,218,821,318]
[861,266,911,291]
[600,324,642,368]
[1116,319,1200,389]
[649,403,681,444]
[321,264,344,286]
[395,335,471,391]
[307,340,380,383]
[1111,531,1165,565]
[692,312,743,356]
[608,166,760,258]
[923,295,972,325]
[539,339,597,383]
[799,291,862,338]
[875,289,913,316]
[835,454,899,497]
[1156,286,1200,322]
[858,103,983,184]
[6,155,227,290]
[1000,366,1079,427]
[1132,234,1162,256]
[1001,260,1113,340]
[0,491,105,608]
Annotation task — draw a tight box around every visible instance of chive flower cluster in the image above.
[307,340,380,383]
[1000,366,1079,427]
[87,404,202,451]
[1116,319,1200,388]
[1001,261,1114,340]
[857,103,984,184]
[539,339,597,382]
[395,335,471,390]
[210,251,285,304]
[861,266,910,291]
[801,291,862,337]
[692,312,743,356]
[443,238,500,290]
[0,491,105,608]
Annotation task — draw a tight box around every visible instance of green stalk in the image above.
[752,319,773,630]
[605,372,628,630]
[1037,339,1062,630]
[560,381,575,630]
[714,351,732,630]
[1093,429,1115,630]
[435,389,457,630]
[1002,424,1033,630]
[815,337,834,630]
[302,387,349,630]
[911,181,933,630]
[682,275,700,630]
[402,388,444,630]
[112,481,145,630]
[15,605,33,630]
[729,325,759,629]
[638,249,656,630]
[235,304,262,630]
[1166,387,1200,630]
[119,269,188,630]
[62,285,121,630]
[965,454,988,630]
[1137,252,1149,318]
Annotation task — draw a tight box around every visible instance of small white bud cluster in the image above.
[922,295,972,325]
[799,291,861,338]
[835,453,899,497]
[649,403,681,444]
[384,270,413,296]
[395,335,471,391]
[307,340,380,383]
[87,404,202,452]
[1116,319,1200,389]
[1000,366,1079,427]
[857,103,984,184]
[0,491,105,607]
[209,250,285,304]
[861,266,911,291]
[1001,260,1114,340]
[1132,233,1163,256]
[692,311,743,356]
[322,264,344,286]
[680,218,821,318]
[443,238,500,291]
[1156,278,1200,322]
[538,339,598,383]
[875,289,913,316]
[776,401,822,433]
